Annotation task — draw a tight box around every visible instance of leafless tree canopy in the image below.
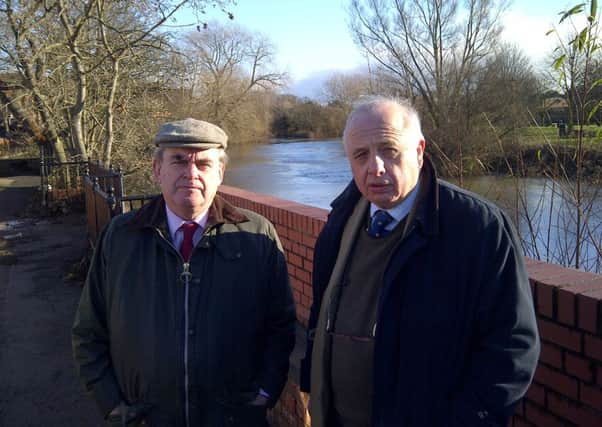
[0,0,235,165]
[348,0,513,176]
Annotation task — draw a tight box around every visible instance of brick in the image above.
[585,334,602,362]
[540,342,562,369]
[536,282,556,318]
[288,277,299,292]
[289,253,303,269]
[302,258,312,271]
[581,383,602,412]
[301,233,316,248]
[511,418,532,427]
[534,266,599,287]
[565,352,593,382]
[598,364,602,386]
[302,283,313,298]
[578,288,602,334]
[306,248,314,263]
[275,224,288,239]
[547,391,602,426]
[301,294,311,308]
[538,318,582,352]
[288,229,302,244]
[295,269,310,283]
[524,401,567,427]
[534,364,578,399]
[527,262,566,283]
[557,287,577,326]
[525,382,545,406]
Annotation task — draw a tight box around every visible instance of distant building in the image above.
[537,97,569,125]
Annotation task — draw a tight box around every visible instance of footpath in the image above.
[0,175,102,426]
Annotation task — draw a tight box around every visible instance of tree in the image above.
[348,0,509,180]
[321,71,372,114]
[179,23,286,142]
[545,0,602,270]
[0,0,234,163]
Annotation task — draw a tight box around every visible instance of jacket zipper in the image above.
[156,227,194,427]
[181,262,192,427]
[181,261,192,427]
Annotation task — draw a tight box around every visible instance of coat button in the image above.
[188,329,195,336]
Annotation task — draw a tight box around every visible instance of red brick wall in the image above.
[218,185,602,427]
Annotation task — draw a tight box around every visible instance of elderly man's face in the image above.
[153,147,224,219]
[344,104,424,209]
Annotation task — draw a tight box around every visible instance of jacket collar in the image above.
[331,155,440,237]
[129,194,248,230]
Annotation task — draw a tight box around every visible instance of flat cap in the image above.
[153,118,228,150]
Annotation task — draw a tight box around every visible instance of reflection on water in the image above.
[225,140,351,209]
[224,139,602,272]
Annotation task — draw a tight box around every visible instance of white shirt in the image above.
[165,205,209,250]
[369,180,420,231]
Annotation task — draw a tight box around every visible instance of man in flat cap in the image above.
[72,118,296,426]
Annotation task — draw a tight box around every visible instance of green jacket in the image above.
[72,195,296,427]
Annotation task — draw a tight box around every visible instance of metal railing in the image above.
[39,152,156,247]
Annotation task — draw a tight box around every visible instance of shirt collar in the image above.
[370,178,420,224]
[165,204,209,241]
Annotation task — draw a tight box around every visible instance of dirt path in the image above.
[0,176,102,426]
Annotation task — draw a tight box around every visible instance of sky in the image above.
[174,0,587,98]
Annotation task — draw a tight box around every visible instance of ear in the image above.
[417,139,425,168]
[218,162,225,184]
[152,159,161,182]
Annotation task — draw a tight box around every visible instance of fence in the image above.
[41,157,155,245]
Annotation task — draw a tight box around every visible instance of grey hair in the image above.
[153,146,229,166]
[342,96,424,146]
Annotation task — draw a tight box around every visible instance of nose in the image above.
[183,160,199,178]
[367,153,385,176]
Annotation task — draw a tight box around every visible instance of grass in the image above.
[519,125,602,151]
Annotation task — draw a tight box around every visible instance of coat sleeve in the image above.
[255,224,297,407]
[72,224,122,418]
[449,212,540,426]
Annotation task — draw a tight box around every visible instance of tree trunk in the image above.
[71,58,89,160]
[102,59,120,167]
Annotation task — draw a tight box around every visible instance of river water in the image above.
[224,139,602,272]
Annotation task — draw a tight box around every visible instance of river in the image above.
[224,139,602,272]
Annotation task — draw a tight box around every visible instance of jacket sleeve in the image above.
[449,212,540,427]
[256,224,297,407]
[72,225,122,418]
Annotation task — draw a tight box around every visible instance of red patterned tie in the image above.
[179,222,199,261]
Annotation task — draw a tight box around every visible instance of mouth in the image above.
[368,182,390,193]
[177,185,202,191]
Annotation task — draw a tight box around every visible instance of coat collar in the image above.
[129,194,248,230]
[331,155,440,238]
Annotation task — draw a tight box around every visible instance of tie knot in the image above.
[179,222,199,236]
[368,210,394,238]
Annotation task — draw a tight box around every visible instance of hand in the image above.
[108,403,122,417]
[248,393,269,406]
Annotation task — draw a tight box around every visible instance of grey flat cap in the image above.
[153,118,228,150]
